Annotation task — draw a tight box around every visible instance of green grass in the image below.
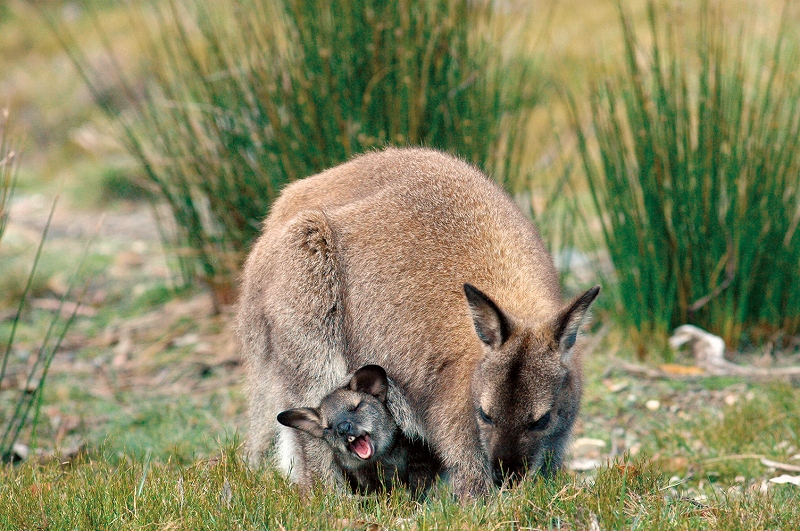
[1,441,798,529]
[569,0,800,354]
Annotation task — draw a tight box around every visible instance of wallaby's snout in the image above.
[491,456,525,486]
[332,415,368,441]
[336,420,354,437]
[487,434,527,485]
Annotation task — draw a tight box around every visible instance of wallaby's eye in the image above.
[477,407,494,425]
[351,402,363,412]
[527,411,551,432]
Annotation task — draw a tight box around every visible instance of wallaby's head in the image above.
[464,283,600,486]
[277,365,398,470]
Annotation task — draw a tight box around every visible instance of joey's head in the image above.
[276,365,398,470]
[463,283,600,486]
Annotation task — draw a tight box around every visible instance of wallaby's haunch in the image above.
[237,147,599,498]
[277,365,441,494]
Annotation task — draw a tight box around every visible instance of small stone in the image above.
[12,443,29,461]
[571,437,608,458]
[219,478,232,506]
[645,399,660,411]
[769,474,800,486]
[193,342,214,355]
[604,379,629,393]
[568,457,602,471]
[173,333,200,347]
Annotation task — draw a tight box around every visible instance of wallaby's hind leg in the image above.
[237,210,348,480]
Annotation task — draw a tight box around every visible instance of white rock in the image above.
[769,475,800,486]
[645,399,660,411]
[569,458,602,471]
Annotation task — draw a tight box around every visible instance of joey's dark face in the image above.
[463,283,599,486]
[317,388,397,467]
[276,365,398,471]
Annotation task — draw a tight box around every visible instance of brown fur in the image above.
[237,147,599,497]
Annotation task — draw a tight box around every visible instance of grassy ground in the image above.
[1,349,799,529]
[1,452,799,529]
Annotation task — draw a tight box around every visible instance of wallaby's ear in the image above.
[277,408,325,438]
[349,365,388,402]
[464,283,510,348]
[555,285,600,362]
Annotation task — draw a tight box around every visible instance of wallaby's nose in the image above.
[336,420,352,436]
[492,458,523,486]
[491,466,504,486]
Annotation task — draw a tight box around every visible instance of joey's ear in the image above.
[464,283,510,348]
[555,285,600,361]
[349,365,388,402]
[277,408,325,438]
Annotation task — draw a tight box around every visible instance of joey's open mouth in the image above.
[346,434,374,460]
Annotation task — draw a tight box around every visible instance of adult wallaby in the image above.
[237,147,599,498]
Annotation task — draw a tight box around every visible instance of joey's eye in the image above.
[477,407,493,425]
[527,411,551,431]
[352,402,363,412]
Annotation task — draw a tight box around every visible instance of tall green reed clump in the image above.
[52,0,541,307]
[0,110,90,462]
[570,1,800,353]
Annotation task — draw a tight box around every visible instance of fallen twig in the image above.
[761,458,800,473]
[609,356,800,380]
